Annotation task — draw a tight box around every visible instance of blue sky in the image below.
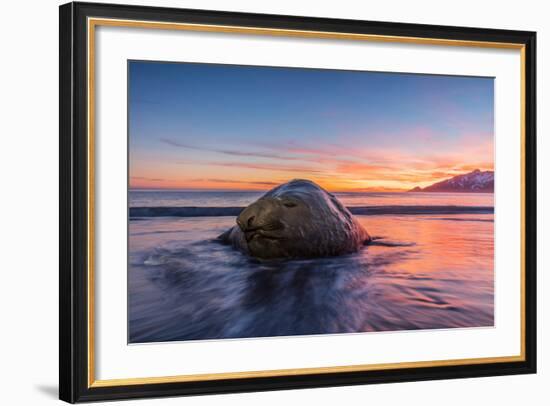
[129,60,494,191]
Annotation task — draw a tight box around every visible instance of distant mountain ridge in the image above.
[410,169,494,193]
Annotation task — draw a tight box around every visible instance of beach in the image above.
[128,191,494,343]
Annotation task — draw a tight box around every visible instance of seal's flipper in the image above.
[217,228,233,244]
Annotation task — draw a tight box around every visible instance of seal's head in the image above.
[225,179,370,259]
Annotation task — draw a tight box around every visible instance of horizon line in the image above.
[128,187,495,194]
[129,188,409,193]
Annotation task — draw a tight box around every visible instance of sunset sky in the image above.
[129,61,494,192]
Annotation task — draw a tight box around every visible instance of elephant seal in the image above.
[218,179,371,259]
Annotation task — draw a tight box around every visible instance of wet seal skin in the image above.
[218,179,371,259]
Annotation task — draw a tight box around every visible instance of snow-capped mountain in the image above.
[410,169,494,193]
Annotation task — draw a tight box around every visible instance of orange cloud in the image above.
[132,132,494,192]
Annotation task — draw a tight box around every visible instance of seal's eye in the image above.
[283,201,297,208]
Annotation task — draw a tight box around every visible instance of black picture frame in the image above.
[60,1,537,403]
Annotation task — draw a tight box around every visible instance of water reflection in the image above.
[129,214,493,343]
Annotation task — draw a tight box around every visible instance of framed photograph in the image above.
[59,2,537,403]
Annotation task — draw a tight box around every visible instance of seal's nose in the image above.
[237,204,260,231]
[245,215,256,228]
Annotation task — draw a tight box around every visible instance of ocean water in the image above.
[128,191,494,343]
[130,190,493,208]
